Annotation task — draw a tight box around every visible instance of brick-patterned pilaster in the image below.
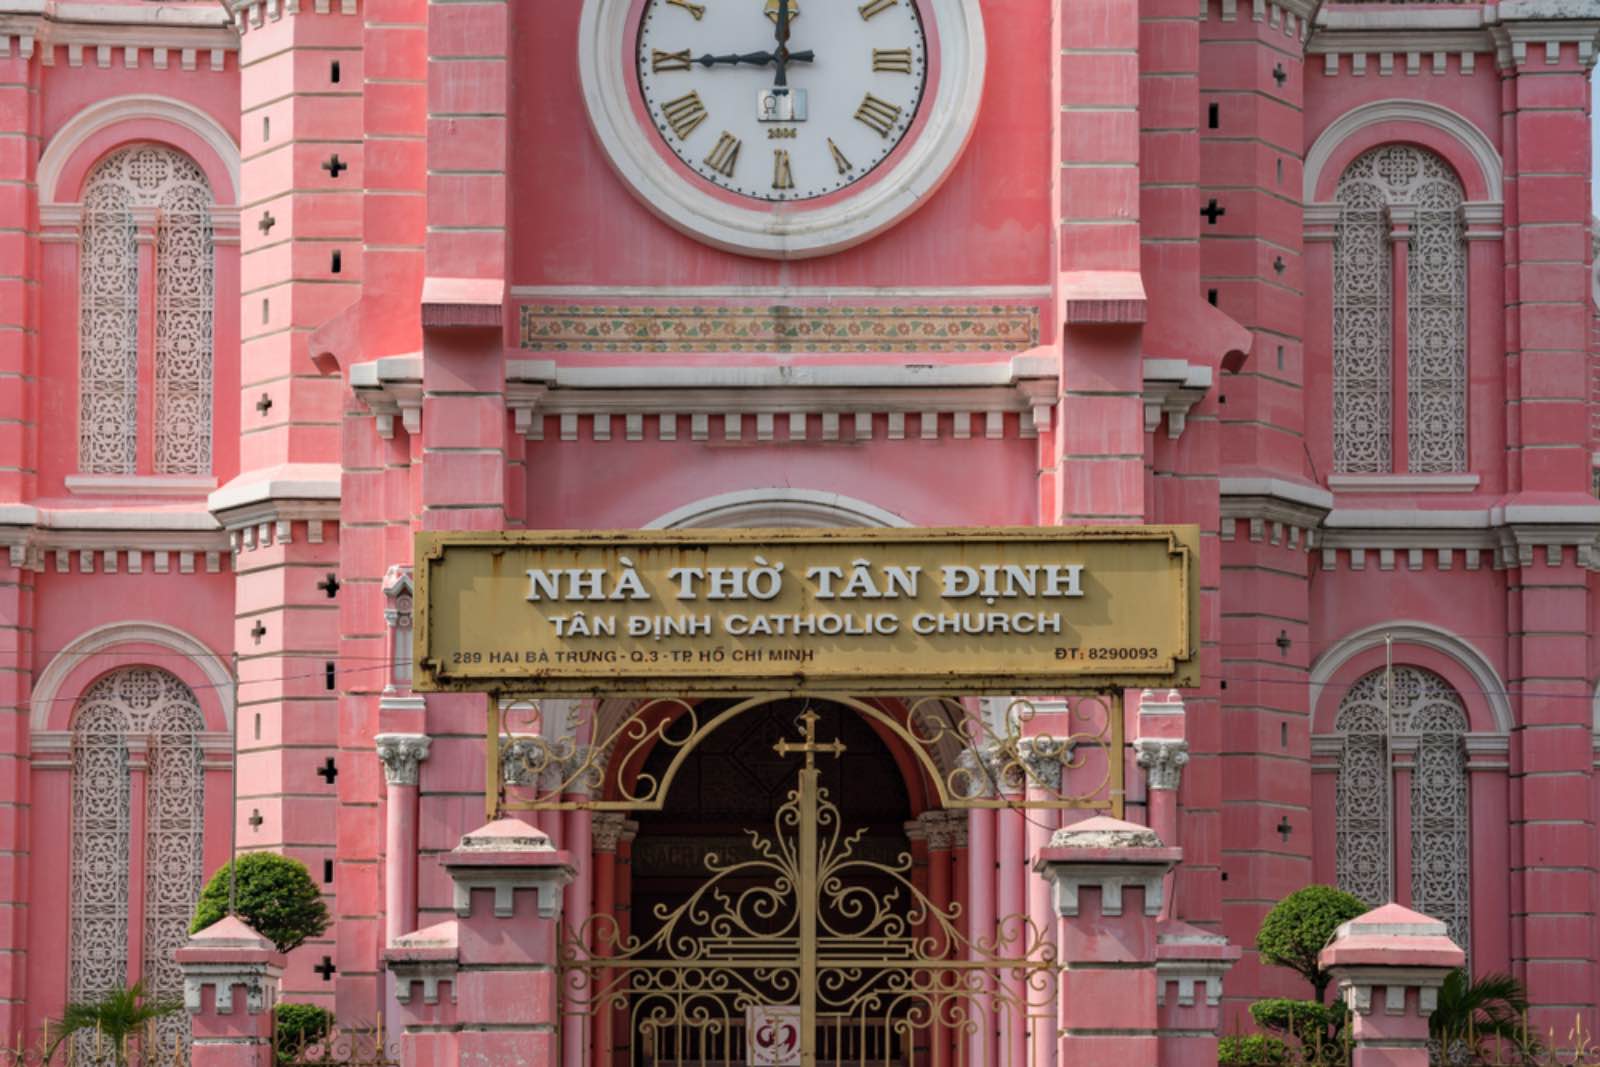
[0,32,38,1040]
[1057,0,1146,524]
[225,0,366,1010]
[326,0,430,1022]
[1494,14,1600,1032]
[1200,0,1318,1018]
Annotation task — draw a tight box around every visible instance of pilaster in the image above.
[1200,0,1316,1019]
[0,34,39,1042]
[1490,10,1600,1028]
[1035,816,1182,1065]
[226,0,366,1013]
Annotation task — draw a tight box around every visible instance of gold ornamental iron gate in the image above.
[489,692,1122,1066]
[415,527,1201,1066]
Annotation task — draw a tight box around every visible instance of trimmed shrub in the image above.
[1218,1033,1291,1066]
[275,1003,334,1065]
[1254,885,1367,1002]
[191,852,330,954]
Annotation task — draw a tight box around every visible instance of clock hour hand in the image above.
[694,49,813,68]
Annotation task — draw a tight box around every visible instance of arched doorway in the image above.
[558,695,1056,1066]
[630,698,915,951]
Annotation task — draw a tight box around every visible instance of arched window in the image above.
[1334,666,1471,957]
[69,668,207,1054]
[1333,145,1467,474]
[78,146,215,476]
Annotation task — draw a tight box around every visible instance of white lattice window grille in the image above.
[1333,666,1471,960]
[70,668,206,1058]
[77,146,215,476]
[1333,145,1468,474]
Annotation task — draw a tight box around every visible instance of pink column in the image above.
[177,917,285,1067]
[1391,744,1415,908]
[589,814,626,1067]
[924,813,954,1065]
[1388,206,1412,471]
[1023,750,1059,1067]
[996,788,1028,1067]
[1465,739,1511,976]
[561,800,592,1067]
[127,739,148,985]
[1319,904,1464,1067]
[376,735,431,943]
[1035,816,1181,1066]
[1135,689,1190,919]
[965,805,997,1067]
[1155,918,1240,1067]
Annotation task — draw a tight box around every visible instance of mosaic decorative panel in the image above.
[519,303,1041,354]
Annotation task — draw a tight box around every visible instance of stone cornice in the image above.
[353,352,1064,444]
[0,2,236,70]
[0,503,228,572]
[227,0,356,35]
[208,463,341,533]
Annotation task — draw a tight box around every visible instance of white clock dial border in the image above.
[578,0,986,260]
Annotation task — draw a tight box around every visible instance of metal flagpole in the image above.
[228,651,240,916]
[1383,634,1395,902]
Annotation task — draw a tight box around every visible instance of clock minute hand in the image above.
[773,0,793,87]
[693,50,814,68]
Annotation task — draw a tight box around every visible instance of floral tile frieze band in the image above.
[518,303,1041,353]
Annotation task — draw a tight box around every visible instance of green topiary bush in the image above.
[190,852,330,954]
[1250,997,1346,1051]
[274,1003,334,1065]
[1254,885,1367,1003]
[1218,1033,1291,1066]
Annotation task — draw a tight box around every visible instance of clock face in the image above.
[635,0,928,202]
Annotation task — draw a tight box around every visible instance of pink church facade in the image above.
[1,0,1598,1059]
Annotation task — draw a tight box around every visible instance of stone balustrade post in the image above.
[1034,815,1181,1065]
[387,921,461,1067]
[1155,918,1240,1067]
[450,818,575,1064]
[176,918,285,1067]
[1318,904,1465,1067]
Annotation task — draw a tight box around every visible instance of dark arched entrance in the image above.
[630,698,914,943]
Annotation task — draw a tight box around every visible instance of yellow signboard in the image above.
[414,526,1199,695]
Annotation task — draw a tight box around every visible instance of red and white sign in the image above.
[746,1005,802,1066]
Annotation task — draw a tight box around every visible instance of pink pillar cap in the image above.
[175,916,285,1017]
[443,818,576,920]
[1033,816,1183,917]
[1156,918,1241,1009]
[1318,902,1466,972]
[385,920,460,1006]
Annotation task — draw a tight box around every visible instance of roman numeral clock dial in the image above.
[635,0,927,201]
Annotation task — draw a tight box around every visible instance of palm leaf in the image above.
[44,983,182,1065]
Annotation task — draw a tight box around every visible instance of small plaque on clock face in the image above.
[636,0,928,202]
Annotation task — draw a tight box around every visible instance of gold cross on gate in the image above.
[773,709,846,769]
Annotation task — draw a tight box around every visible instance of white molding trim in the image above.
[65,474,217,497]
[1304,99,1503,204]
[644,489,912,530]
[576,0,985,259]
[1327,473,1482,494]
[1309,621,1512,734]
[31,621,234,732]
[38,93,241,206]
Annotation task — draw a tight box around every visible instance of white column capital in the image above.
[1134,737,1190,792]
[375,733,431,786]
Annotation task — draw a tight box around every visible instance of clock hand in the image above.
[773,0,792,88]
[693,49,813,68]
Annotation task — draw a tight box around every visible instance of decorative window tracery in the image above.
[69,668,206,1056]
[76,146,215,476]
[1333,145,1468,474]
[1334,666,1471,959]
